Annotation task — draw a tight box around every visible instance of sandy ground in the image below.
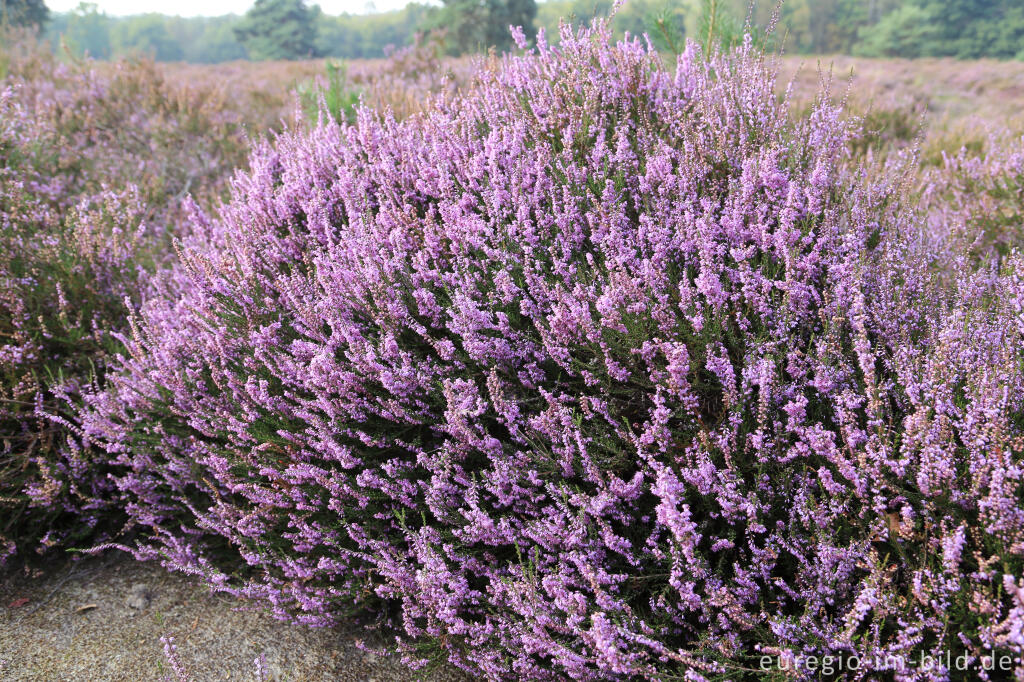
[0,554,474,682]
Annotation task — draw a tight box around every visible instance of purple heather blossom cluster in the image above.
[61,19,1024,681]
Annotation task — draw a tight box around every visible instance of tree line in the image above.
[3,0,1023,62]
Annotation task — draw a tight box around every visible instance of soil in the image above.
[0,554,474,682]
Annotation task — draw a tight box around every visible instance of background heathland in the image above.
[6,0,1023,63]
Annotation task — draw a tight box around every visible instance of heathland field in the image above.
[3,25,1024,681]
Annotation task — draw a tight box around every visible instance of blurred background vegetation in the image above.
[1,0,1023,63]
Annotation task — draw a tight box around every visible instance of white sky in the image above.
[44,0,421,17]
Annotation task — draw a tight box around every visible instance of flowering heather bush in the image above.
[918,134,1024,263]
[0,36,253,566]
[299,35,469,126]
[0,87,146,563]
[77,21,1024,681]
[346,33,468,120]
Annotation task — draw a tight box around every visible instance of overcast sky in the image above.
[44,0,425,16]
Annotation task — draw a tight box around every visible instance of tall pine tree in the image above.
[435,0,537,54]
[234,0,317,61]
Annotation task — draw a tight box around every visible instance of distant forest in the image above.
[38,0,1024,62]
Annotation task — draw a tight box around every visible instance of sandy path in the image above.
[0,554,473,681]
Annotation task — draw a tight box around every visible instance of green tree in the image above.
[534,0,612,38]
[854,0,1024,60]
[234,0,317,60]
[613,0,686,52]
[432,0,537,54]
[0,0,48,29]
[854,3,941,58]
[917,0,1024,59]
[316,5,434,59]
[114,14,184,61]
[772,0,894,54]
[189,18,248,63]
[62,3,111,58]
[696,0,743,51]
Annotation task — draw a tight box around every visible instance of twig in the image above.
[20,562,101,618]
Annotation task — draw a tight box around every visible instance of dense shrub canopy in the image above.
[75,21,1024,681]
